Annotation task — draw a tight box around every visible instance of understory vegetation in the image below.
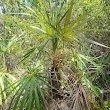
[0,0,110,110]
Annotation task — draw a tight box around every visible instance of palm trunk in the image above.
[50,60,62,99]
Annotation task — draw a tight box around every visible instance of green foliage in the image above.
[0,71,16,105]
[0,0,110,110]
[8,73,45,110]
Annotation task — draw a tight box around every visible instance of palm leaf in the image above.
[19,83,30,110]
[30,26,46,34]
[34,87,41,110]
[87,39,110,49]
[64,1,74,28]
[8,77,30,110]
[27,78,35,110]
[0,72,16,105]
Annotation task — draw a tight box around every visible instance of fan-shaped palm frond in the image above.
[8,69,50,110]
